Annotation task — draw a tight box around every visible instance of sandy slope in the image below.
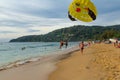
[49,43,120,80]
[0,55,58,80]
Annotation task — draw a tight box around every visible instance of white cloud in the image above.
[0,26,27,33]
[0,0,54,10]
[0,0,120,42]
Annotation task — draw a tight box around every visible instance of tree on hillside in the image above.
[100,30,120,40]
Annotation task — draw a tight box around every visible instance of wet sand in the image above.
[49,43,120,80]
[0,46,79,80]
[0,55,57,80]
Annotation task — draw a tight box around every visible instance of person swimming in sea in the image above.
[21,47,26,50]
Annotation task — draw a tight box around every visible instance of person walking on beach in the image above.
[79,41,84,54]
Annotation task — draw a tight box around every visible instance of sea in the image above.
[0,42,79,68]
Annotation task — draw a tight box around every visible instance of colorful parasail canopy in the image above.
[68,0,98,22]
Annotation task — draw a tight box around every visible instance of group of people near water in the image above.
[60,39,120,55]
[59,40,68,49]
[59,40,87,54]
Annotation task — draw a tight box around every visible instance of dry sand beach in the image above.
[49,43,120,80]
[0,43,120,80]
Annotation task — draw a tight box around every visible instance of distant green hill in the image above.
[10,25,120,42]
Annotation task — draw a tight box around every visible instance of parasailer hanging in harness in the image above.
[68,0,97,22]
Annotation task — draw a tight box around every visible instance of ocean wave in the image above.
[0,49,10,51]
[25,44,57,49]
[0,57,41,71]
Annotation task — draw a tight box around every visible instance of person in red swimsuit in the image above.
[59,40,64,49]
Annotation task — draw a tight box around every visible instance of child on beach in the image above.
[79,41,84,54]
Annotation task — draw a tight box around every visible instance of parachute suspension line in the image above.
[60,26,85,42]
[60,28,70,42]
[67,26,86,41]
[60,28,65,41]
[59,26,87,43]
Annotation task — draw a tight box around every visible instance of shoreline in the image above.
[0,45,79,80]
[0,45,79,71]
[0,42,79,70]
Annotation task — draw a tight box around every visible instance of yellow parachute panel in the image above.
[68,0,97,22]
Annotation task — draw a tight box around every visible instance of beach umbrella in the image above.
[68,0,97,22]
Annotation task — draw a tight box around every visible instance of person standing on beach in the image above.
[79,41,84,54]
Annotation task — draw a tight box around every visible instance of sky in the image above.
[0,0,120,42]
